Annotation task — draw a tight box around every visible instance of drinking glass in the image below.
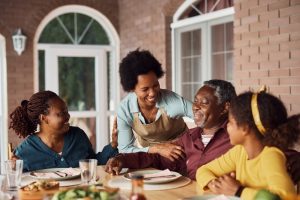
[4,160,23,191]
[0,174,6,191]
[79,159,97,185]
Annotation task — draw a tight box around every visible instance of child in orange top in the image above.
[196,90,299,200]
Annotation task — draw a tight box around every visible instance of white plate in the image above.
[182,195,240,200]
[29,168,80,181]
[123,169,181,184]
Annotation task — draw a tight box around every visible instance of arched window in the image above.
[34,5,120,152]
[172,0,234,101]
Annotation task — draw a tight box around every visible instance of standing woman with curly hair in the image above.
[196,90,299,200]
[117,49,193,161]
[10,91,118,171]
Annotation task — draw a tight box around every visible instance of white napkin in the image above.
[208,195,231,200]
[142,169,174,179]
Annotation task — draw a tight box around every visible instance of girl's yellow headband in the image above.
[251,86,267,135]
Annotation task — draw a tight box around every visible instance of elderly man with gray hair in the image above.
[106,79,236,180]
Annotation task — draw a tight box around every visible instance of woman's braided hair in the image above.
[9,91,58,138]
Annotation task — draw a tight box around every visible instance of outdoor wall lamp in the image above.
[12,28,27,55]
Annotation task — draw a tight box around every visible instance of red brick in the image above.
[291,0,300,5]
[280,94,300,104]
[242,32,259,41]
[241,0,259,9]
[250,37,268,45]
[269,17,290,28]
[280,5,300,17]
[250,21,268,32]
[235,70,250,79]
[259,0,279,6]
[242,46,259,55]
[250,5,268,15]
[291,67,300,76]
[260,60,280,69]
[280,40,300,51]
[250,53,269,62]
[280,23,300,34]
[260,44,279,53]
[259,10,279,21]
[241,78,259,85]
[291,49,300,59]
[291,32,300,41]
[241,15,259,24]
[280,59,300,68]
[269,33,290,43]
[234,19,241,26]
[242,62,259,70]
[291,13,300,24]
[235,55,250,64]
[268,0,290,11]
[235,8,249,18]
[260,28,279,37]
[290,104,300,115]
[280,77,300,85]
[259,77,280,85]
[291,86,300,94]
[269,68,290,76]
[269,51,290,61]
[250,70,269,78]
[235,38,250,48]
[235,24,249,33]
[269,85,291,94]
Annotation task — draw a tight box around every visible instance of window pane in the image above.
[181,32,192,57]
[212,54,225,79]
[182,83,201,101]
[58,57,95,111]
[181,58,192,82]
[69,117,96,150]
[212,24,225,52]
[226,52,233,81]
[192,56,201,82]
[39,18,72,44]
[38,50,45,91]
[226,22,233,51]
[193,30,201,55]
[80,21,109,44]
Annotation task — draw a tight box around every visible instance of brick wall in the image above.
[0,0,119,147]
[118,0,182,91]
[234,0,300,115]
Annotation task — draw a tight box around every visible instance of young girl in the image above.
[196,90,299,200]
[9,91,118,172]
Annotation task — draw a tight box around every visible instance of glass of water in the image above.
[4,160,23,191]
[79,159,97,185]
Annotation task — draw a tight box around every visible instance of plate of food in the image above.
[182,195,240,200]
[29,168,81,181]
[123,169,182,184]
[19,180,60,200]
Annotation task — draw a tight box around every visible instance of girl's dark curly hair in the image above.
[229,91,300,150]
[119,49,164,92]
[9,91,58,138]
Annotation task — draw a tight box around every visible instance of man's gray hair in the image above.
[203,79,237,104]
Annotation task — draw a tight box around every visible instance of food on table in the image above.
[22,180,59,192]
[51,185,119,200]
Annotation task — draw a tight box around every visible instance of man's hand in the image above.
[105,157,123,175]
[111,116,118,149]
[207,172,241,196]
[148,143,185,161]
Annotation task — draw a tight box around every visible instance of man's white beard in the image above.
[195,111,207,128]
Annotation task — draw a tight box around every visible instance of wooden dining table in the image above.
[97,166,200,200]
[13,166,200,200]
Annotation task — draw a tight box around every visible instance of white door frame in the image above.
[44,44,108,151]
[0,34,8,173]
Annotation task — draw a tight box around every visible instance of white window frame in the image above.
[0,34,8,173]
[171,2,234,93]
[33,5,120,151]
